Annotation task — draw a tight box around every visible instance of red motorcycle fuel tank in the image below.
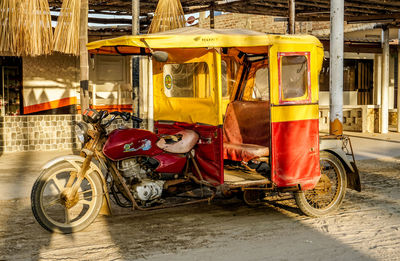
[103,128,163,161]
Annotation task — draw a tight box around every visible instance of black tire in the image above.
[31,161,103,233]
[294,151,347,217]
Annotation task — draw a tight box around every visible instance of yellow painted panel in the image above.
[271,104,319,123]
[269,44,324,106]
[153,50,222,126]
[222,98,230,115]
[214,50,223,125]
[87,28,322,54]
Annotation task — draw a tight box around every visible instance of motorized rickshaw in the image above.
[31,28,361,233]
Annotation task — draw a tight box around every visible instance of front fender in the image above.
[41,155,112,215]
[322,149,361,192]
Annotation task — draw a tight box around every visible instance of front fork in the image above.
[59,150,94,209]
[60,130,99,209]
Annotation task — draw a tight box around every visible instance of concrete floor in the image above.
[0,132,399,260]
[0,131,399,201]
[343,131,400,160]
[0,149,76,200]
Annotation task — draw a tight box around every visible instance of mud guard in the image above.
[322,149,361,192]
[41,155,112,215]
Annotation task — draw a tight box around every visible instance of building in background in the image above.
[197,13,399,132]
[0,11,399,152]
[0,29,134,116]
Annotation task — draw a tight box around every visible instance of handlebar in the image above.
[100,111,143,128]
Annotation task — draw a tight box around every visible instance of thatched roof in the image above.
[47,0,400,25]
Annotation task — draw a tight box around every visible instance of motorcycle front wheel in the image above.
[31,161,103,233]
[294,151,347,217]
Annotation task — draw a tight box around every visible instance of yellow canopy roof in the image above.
[87,27,322,54]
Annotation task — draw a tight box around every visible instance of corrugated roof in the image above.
[47,0,400,24]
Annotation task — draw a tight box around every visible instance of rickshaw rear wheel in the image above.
[294,151,346,217]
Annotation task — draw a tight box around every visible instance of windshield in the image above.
[163,62,210,98]
[221,58,239,98]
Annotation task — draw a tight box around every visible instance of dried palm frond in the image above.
[0,0,19,53]
[148,0,186,34]
[18,0,53,56]
[0,0,53,56]
[53,0,81,56]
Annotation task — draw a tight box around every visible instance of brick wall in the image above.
[319,106,397,133]
[199,13,287,34]
[319,107,364,132]
[389,110,398,127]
[319,106,364,132]
[0,115,79,152]
[198,13,371,35]
[0,115,135,153]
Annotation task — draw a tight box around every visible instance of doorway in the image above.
[356,60,373,105]
[0,57,23,116]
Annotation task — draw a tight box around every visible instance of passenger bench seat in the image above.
[223,101,270,162]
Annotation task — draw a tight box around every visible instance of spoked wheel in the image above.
[295,151,347,217]
[31,161,103,233]
[242,190,263,207]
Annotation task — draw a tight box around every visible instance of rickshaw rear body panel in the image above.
[268,47,324,190]
[271,118,320,190]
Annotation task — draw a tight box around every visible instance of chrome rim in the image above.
[39,165,99,228]
[303,158,341,210]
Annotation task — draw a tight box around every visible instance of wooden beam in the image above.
[289,0,295,34]
[210,2,215,29]
[345,14,400,23]
[320,40,385,53]
[297,12,400,22]
[51,15,151,25]
[267,0,400,12]
[213,2,288,16]
[79,0,90,113]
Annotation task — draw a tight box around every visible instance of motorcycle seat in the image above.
[156,129,199,153]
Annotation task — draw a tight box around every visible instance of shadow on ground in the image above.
[0,156,399,260]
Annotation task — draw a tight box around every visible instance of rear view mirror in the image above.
[153,51,168,62]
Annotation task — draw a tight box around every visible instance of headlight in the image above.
[74,122,89,144]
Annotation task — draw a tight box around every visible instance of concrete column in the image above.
[289,0,295,34]
[132,0,139,35]
[397,30,400,132]
[375,54,382,105]
[397,49,400,132]
[132,0,140,127]
[380,27,389,134]
[329,0,344,135]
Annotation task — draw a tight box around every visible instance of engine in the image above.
[117,158,165,203]
[132,180,164,202]
[118,158,148,180]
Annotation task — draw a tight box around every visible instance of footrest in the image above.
[224,168,269,188]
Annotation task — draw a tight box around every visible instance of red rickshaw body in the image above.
[87,28,325,190]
